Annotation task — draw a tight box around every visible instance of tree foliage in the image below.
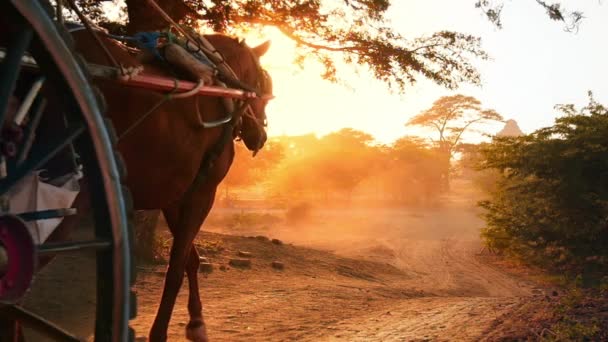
[70,0,590,93]
[74,0,489,92]
[270,128,379,198]
[406,94,502,191]
[475,0,585,31]
[222,141,284,194]
[247,130,445,206]
[378,137,443,204]
[407,94,503,156]
[477,94,608,274]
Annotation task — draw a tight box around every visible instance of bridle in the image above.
[231,42,273,152]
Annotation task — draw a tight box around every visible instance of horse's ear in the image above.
[252,40,271,57]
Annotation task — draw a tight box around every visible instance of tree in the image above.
[477,94,608,274]
[132,209,163,263]
[74,0,590,94]
[475,0,584,31]
[406,94,502,190]
[221,141,284,201]
[315,128,378,198]
[384,137,443,204]
[268,128,379,202]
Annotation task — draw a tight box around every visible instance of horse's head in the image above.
[204,35,273,153]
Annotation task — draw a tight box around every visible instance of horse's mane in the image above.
[203,35,272,98]
[203,35,259,79]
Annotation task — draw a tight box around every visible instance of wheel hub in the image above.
[0,215,35,303]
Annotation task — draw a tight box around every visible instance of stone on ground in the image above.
[199,262,213,273]
[229,258,252,268]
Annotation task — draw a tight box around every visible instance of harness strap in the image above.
[65,0,122,72]
[183,100,251,199]
[117,78,209,141]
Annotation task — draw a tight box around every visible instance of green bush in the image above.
[477,94,608,276]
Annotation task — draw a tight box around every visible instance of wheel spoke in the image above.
[0,123,85,195]
[17,208,77,221]
[0,304,81,342]
[14,76,45,125]
[37,239,112,256]
[16,97,47,166]
[0,28,33,125]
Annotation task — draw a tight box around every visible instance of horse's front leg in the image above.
[149,187,217,342]
[183,187,218,342]
[147,222,194,342]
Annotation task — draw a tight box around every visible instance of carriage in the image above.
[0,1,272,341]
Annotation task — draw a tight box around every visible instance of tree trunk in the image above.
[439,144,452,193]
[133,209,161,263]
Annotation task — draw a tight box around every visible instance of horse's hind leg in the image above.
[185,246,207,341]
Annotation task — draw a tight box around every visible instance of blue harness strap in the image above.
[67,21,217,70]
[107,31,164,61]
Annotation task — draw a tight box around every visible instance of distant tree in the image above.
[384,137,443,204]
[269,128,378,202]
[222,141,284,200]
[406,94,503,190]
[316,128,378,198]
[455,143,500,194]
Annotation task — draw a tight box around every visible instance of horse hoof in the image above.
[185,320,208,342]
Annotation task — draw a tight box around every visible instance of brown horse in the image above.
[69,30,272,341]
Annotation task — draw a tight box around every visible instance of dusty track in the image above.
[22,181,541,341]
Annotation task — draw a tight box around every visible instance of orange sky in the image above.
[243,1,608,145]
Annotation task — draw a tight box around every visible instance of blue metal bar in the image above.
[0,28,33,129]
[37,239,112,256]
[17,208,77,222]
[0,124,85,195]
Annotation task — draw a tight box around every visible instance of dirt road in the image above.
[22,182,541,341]
[191,195,539,341]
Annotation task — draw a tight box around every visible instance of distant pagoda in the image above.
[496,119,524,137]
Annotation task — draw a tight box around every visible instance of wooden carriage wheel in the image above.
[0,1,135,341]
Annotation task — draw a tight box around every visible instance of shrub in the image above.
[477,94,608,277]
